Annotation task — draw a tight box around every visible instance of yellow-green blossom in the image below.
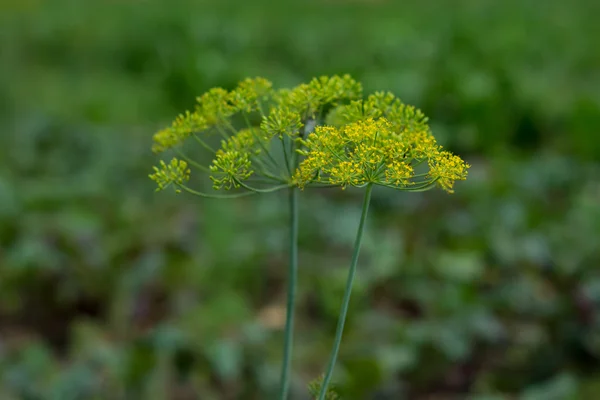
[195,87,236,126]
[149,158,191,192]
[152,111,208,153]
[330,91,429,136]
[209,150,253,190]
[428,150,470,193]
[260,107,303,139]
[208,128,266,189]
[152,78,273,154]
[221,128,262,155]
[229,77,273,113]
[275,74,362,118]
[294,117,469,192]
[149,74,468,195]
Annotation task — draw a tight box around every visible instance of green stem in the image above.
[192,134,216,154]
[245,126,281,173]
[215,124,233,141]
[318,183,373,400]
[278,123,303,400]
[278,185,299,400]
[175,148,210,173]
[233,179,290,193]
[377,178,438,192]
[257,99,267,118]
[178,184,257,198]
[249,154,281,181]
[281,136,292,177]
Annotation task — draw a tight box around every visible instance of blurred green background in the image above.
[1,0,599,399]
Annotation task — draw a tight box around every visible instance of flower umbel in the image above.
[149,74,469,195]
[294,117,469,192]
[275,74,363,119]
[428,150,470,193]
[149,158,191,192]
[229,77,273,113]
[209,150,253,190]
[261,107,304,139]
[151,111,208,153]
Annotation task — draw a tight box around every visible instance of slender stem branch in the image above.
[251,160,288,183]
[257,99,267,118]
[376,178,438,191]
[192,134,216,154]
[215,124,233,141]
[257,139,282,173]
[246,178,284,185]
[175,149,210,173]
[222,119,240,137]
[318,183,373,400]
[241,110,255,131]
[278,185,299,400]
[178,184,258,199]
[245,125,281,173]
[281,136,292,177]
[249,154,278,179]
[233,179,290,193]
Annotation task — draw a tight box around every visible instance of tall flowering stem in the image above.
[148,74,469,399]
[279,184,298,399]
[279,123,301,399]
[318,183,373,400]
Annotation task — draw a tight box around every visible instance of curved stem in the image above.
[249,154,281,181]
[278,186,299,400]
[222,119,240,137]
[234,179,290,193]
[241,118,281,173]
[376,178,438,192]
[192,134,216,154]
[175,148,210,173]
[246,177,286,185]
[178,184,258,199]
[318,183,373,400]
[215,124,233,141]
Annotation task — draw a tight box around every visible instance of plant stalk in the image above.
[278,185,299,400]
[318,183,373,400]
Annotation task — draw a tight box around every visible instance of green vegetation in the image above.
[0,0,599,399]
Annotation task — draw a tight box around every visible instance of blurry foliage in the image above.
[0,0,599,399]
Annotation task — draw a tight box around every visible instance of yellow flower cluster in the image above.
[209,150,253,190]
[149,158,191,192]
[210,128,263,189]
[274,74,363,118]
[228,77,273,113]
[152,111,208,153]
[327,91,429,135]
[150,74,469,195]
[428,151,470,193]
[151,77,273,154]
[151,75,367,191]
[294,117,469,192]
[221,128,261,154]
[260,107,303,139]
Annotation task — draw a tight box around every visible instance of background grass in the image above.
[1,0,599,399]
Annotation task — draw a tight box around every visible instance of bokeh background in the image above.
[1,0,599,399]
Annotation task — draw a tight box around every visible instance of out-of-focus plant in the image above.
[149,74,469,399]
